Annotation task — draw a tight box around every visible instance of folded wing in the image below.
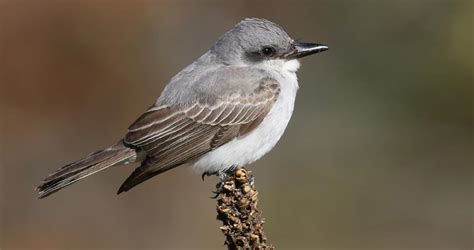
[118,77,280,193]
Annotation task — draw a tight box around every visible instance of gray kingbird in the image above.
[37,18,328,198]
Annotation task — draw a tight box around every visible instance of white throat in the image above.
[261,59,301,74]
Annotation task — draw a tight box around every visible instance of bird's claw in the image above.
[201,171,217,181]
[209,170,231,199]
[210,190,220,199]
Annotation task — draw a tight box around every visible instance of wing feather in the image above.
[118,77,280,193]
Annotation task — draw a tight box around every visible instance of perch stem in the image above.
[215,167,273,249]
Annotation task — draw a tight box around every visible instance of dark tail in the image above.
[36,140,138,198]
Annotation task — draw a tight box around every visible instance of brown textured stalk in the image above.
[216,168,273,250]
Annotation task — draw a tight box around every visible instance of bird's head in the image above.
[211,18,328,67]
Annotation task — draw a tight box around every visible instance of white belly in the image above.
[193,60,300,173]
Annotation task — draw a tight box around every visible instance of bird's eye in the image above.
[261,46,276,57]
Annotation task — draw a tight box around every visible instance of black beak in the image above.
[285,42,329,59]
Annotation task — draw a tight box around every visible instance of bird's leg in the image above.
[218,169,231,182]
[249,174,255,186]
[211,167,235,199]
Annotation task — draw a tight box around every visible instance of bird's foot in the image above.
[249,174,255,186]
[210,168,235,199]
[201,171,216,181]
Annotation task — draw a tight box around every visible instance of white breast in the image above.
[193,59,300,173]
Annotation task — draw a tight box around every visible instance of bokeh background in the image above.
[1,0,472,249]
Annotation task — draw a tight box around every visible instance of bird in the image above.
[36,18,328,198]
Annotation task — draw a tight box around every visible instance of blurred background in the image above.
[1,0,472,249]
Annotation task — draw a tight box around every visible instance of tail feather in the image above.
[36,140,137,198]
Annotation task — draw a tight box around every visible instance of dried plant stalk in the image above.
[216,168,273,250]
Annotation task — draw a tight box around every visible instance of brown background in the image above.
[1,0,472,249]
